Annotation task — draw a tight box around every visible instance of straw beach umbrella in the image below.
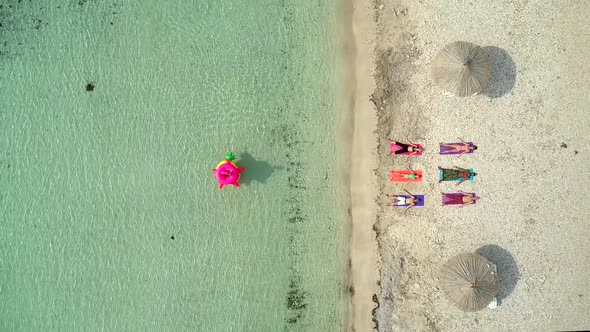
[440,253,499,311]
[432,41,491,97]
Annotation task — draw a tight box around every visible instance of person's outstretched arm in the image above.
[406,138,417,147]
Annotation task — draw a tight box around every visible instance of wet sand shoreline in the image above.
[345,0,379,331]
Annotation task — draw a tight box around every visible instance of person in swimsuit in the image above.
[390,167,422,183]
[386,189,421,212]
[403,173,421,181]
[442,190,480,207]
[392,139,423,155]
[440,138,478,156]
[438,166,477,186]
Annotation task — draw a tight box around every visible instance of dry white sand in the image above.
[367,0,590,331]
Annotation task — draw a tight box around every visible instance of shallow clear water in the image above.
[0,1,347,331]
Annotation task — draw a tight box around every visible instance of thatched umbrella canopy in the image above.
[432,41,492,97]
[440,253,499,311]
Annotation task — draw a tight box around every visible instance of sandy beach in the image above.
[349,0,590,331]
[347,0,379,331]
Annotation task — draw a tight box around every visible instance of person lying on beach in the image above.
[391,138,423,155]
[438,166,477,186]
[390,167,422,183]
[441,190,480,207]
[440,138,477,157]
[386,189,421,212]
[402,171,421,182]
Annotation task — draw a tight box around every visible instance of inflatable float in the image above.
[212,152,245,189]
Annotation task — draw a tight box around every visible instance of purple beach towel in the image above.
[390,195,425,207]
[439,142,475,155]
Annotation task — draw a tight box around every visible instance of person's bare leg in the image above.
[441,143,460,148]
[441,150,460,154]
[440,145,461,154]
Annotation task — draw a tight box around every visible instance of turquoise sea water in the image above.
[1,1,348,331]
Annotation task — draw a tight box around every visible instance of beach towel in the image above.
[442,192,477,206]
[389,195,425,207]
[439,142,475,155]
[390,142,423,156]
[390,170,423,183]
[439,168,475,182]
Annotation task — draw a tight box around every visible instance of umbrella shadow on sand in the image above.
[475,245,520,305]
[482,46,517,98]
[238,152,284,185]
